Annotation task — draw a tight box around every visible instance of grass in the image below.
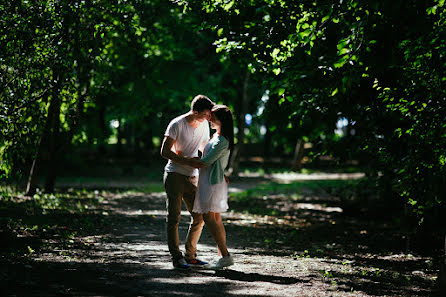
[0,186,110,257]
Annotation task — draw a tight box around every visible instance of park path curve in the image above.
[23,172,434,297]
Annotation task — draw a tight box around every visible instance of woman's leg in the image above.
[215,213,222,256]
[203,212,229,257]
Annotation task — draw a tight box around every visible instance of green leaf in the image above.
[426,6,437,15]
[337,39,348,51]
[298,29,312,40]
[301,23,310,29]
[334,55,348,68]
[27,246,35,254]
[223,1,235,11]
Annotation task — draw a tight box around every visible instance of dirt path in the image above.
[1,174,437,296]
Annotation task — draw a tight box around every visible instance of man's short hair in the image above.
[191,95,214,112]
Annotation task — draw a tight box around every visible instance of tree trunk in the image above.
[44,90,61,193]
[43,3,65,193]
[262,124,272,173]
[291,139,305,171]
[116,119,123,157]
[229,69,250,176]
[97,97,107,155]
[25,94,51,196]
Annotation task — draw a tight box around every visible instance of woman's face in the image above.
[210,112,221,129]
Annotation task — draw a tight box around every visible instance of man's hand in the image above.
[175,150,204,168]
[185,157,206,168]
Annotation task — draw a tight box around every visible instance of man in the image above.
[160,94,214,269]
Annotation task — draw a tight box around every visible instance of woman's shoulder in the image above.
[214,134,229,144]
[212,135,229,150]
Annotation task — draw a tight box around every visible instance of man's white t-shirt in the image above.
[164,114,210,177]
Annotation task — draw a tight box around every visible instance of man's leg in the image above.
[183,176,204,260]
[164,172,184,262]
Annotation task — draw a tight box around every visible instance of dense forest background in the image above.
[1,0,445,290]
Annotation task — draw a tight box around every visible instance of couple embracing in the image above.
[160,95,234,270]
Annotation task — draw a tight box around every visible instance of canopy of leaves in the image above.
[177,0,446,225]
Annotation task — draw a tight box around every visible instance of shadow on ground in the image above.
[0,175,439,297]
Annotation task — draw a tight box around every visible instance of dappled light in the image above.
[1,173,438,296]
[1,0,444,295]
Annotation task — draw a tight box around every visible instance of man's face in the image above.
[195,110,211,122]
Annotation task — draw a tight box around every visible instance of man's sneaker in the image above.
[185,258,208,268]
[173,258,190,270]
[204,254,234,270]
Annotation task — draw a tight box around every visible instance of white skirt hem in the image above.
[192,207,228,214]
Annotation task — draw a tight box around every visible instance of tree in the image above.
[1,1,123,193]
[176,0,446,288]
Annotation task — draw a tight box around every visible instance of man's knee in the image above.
[167,213,181,228]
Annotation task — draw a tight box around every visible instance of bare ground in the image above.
[0,173,438,296]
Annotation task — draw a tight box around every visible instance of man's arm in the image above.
[160,136,205,168]
[160,136,184,164]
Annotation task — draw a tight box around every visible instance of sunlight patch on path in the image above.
[228,172,364,193]
[240,172,365,182]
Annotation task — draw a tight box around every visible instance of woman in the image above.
[192,104,234,270]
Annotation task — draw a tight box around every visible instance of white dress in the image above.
[193,136,229,214]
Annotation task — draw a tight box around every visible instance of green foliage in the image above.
[0,0,233,185]
[1,0,114,178]
[180,0,446,229]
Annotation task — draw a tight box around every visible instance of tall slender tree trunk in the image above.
[25,94,51,196]
[44,87,61,193]
[291,139,305,171]
[43,2,65,193]
[116,119,123,157]
[262,124,272,173]
[27,1,88,195]
[229,69,250,176]
[97,97,107,155]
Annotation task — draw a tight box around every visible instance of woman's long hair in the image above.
[212,105,234,150]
